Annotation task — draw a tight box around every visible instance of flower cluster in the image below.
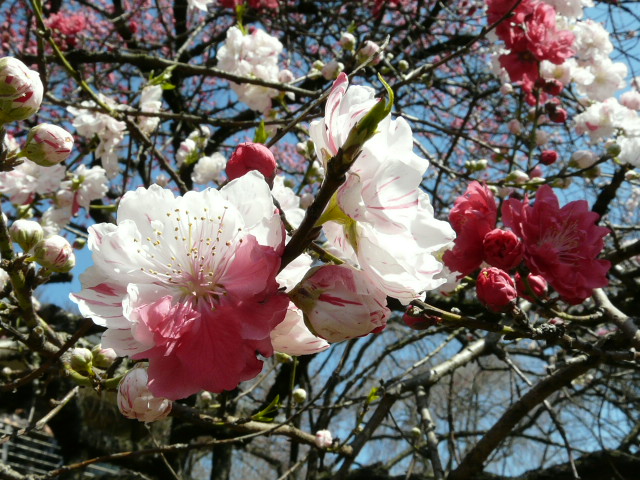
[216,26,286,113]
[445,182,609,308]
[67,94,126,178]
[488,0,575,96]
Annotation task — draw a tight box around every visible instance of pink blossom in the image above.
[71,172,289,400]
[488,0,575,94]
[315,429,333,448]
[289,265,390,343]
[502,185,610,304]
[46,12,86,49]
[515,272,548,302]
[117,368,172,423]
[443,182,497,277]
[476,268,517,312]
[226,142,277,186]
[482,229,523,271]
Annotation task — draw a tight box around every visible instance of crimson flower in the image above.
[503,185,610,304]
[443,182,497,277]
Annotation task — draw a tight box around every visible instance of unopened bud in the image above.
[605,141,621,157]
[410,427,421,438]
[506,169,529,184]
[321,60,344,80]
[32,235,76,272]
[200,391,213,406]
[117,367,172,423]
[292,387,307,404]
[91,345,117,368]
[625,170,640,181]
[397,59,409,72]
[226,142,277,187]
[300,193,314,209]
[69,347,93,373]
[72,237,87,250]
[338,32,356,51]
[571,150,597,169]
[0,57,44,123]
[9,219,43,253]
[357,40,382,65]
[315,429,333,448]
[23,124,74,166]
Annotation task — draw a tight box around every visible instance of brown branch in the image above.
[447,355,599,480]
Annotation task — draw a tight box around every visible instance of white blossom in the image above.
[137,85,163,135]
[0,159,66,205]
[68,94,127,179]
[216,26,284,113]
[191,153,226,185]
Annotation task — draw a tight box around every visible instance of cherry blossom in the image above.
[311,74,455,303]
[0,158,66,205]
[216,26,284,113]
[71,171,289,400]
[67,94,126,178]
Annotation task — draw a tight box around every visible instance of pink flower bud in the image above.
[226,142,277,187]
[32,235,76,272]
[315,429,333,448]
[289,265,390,343]
[507,119,522,135]
[278,69,295,84]
[9,219,44,253]
[357,40,382,65]
[483,229,523,271]
[321,60,344,80]
[338,32,356,50]
[476,267,517,312]
[0,57,43,123]
[515,272,548,302]
[91,345,117,368]
[23,123,74,166]
[540,150,559,166]
[117,368,172,423]
[530,165,543,178]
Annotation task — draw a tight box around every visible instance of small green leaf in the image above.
[367,387,380,404]
[254,121,269,144]
[251,394,280,422]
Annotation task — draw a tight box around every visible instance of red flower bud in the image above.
[482,229,523,271]
[515,272,548,302]
[543,79,564,96]
[226,142,278,187]
[540,149,559,165]
[549,108,568,123]
[476,267,517,312]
